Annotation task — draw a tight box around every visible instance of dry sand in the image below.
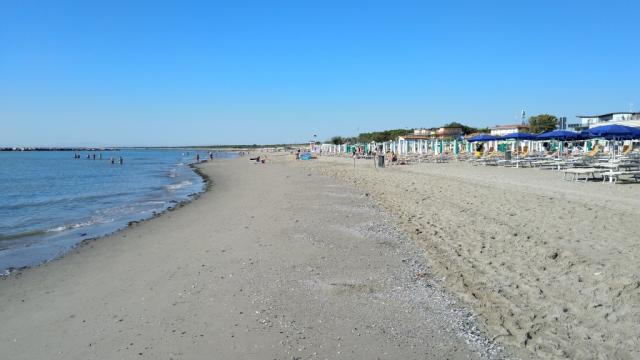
[0,157,504,359]
[295,155,640,360]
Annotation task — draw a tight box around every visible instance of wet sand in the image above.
[0,158,502,359]
[296,155,640,359]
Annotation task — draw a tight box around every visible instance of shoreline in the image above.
[0,156,503,359]
[0,160,211,278]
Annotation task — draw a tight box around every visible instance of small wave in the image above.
[1,220,98,242]
[0,229,49,242]
[165,180,193,191]
[45,220,98,233]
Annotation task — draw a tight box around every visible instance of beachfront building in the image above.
[489,124,530,137]
[412,127,463,139]
[568,112,640,131]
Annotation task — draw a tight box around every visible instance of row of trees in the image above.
[328,114,559,145]
[329,129,412,145]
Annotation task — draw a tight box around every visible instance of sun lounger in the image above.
[601,170,640,184]
[562,168,607,182]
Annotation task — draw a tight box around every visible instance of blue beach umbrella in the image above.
[536,130,580,158]
[499,132,536,167]
[577,130,596,140]
[467,134,499,142]
[588,124,640,140]
[499,132,536,140]
[536,130,579,140]
[588,124,640,161]
[467,134,498,157]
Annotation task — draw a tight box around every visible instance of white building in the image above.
[490,124,530,136]
[569,112,640,131]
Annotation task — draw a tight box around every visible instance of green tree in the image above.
[528,114,558,133]
[442,122,490,135]
[356,129,412,143]
[329,136,344,145]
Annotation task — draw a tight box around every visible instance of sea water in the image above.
[0,149,233,273]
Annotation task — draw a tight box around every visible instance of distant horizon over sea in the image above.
[0,149,236,274]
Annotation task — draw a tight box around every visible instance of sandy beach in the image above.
[0,157,503,359]
[295,155,640,359]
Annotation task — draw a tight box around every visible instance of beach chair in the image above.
[586,145,600,158]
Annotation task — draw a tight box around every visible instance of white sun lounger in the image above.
[562,168,606,182]
[601,170,640,184]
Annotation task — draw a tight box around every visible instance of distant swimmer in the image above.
[110,157,115,164]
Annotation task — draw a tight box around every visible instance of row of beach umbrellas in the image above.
[467,124,640,143]
[466,124,640,167]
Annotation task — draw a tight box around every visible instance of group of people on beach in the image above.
[73,153,123,165]
[193,152,215,163]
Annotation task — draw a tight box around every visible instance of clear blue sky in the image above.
[1,0,638,146]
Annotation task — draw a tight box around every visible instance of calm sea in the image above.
[0,149,233,274]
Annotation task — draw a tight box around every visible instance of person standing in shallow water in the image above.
[119,156,123,165]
